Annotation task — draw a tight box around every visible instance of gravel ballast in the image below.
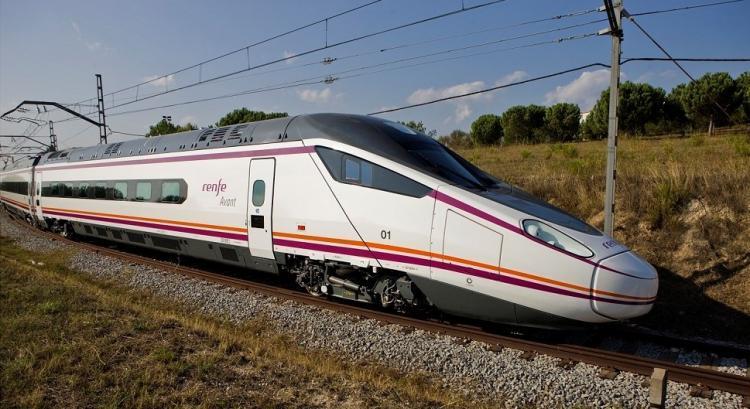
[1,215,745,408]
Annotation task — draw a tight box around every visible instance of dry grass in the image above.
[459,131,750,342]
[0,238,498,408]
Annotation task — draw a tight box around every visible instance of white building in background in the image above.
[580,111,591,123]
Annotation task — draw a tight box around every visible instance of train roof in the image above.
[32,114,441,169]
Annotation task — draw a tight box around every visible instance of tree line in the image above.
[144,71,749,146]
[437,71,750,148]
[145,108,288,136]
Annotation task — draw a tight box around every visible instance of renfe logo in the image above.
[202,179,227,196]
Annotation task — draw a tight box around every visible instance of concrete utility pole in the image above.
[603,0,623,237]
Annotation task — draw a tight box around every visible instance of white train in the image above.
[1,114,658,326]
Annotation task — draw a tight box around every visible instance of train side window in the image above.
[41,183,50,196]
[63,183,74,197]
[94,182,106,199]
[160,181,181,203]
[251,180,265,206]
[135,182,152,201]
[78,182,90,198]
[50,183,61,197]
[113,182,128,200]
[344,157,360,182]
[315,147,431,198]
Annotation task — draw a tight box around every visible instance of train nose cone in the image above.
[591,251,658,320]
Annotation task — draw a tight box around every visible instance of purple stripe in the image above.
[430,190,641,279]
[273,238,653,306]
[38,145,315,172]
[1,197,30,211]
[44,209,247,241]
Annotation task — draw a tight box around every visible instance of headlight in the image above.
[522,219,593,258]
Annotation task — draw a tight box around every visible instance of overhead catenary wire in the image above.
[46,0,384,113]
[78,32,601,120]
[629,0,745,17]
[52,0,743,125]
[624,13,738,123]
[62,22,603,123]
[195,6,606,89]
[367,63,610,115]
[622,57,750,64]
[61,0,510,112]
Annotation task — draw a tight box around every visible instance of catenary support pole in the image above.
[96,74,108,144]
[603,0,623,237]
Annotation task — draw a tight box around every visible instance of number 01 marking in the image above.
[380,230,391,240]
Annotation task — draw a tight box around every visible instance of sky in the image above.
[1,0,749,151]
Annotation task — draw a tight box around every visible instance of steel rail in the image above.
[3,215,749,397]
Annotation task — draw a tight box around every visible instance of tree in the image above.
[216,108,288,127]
[438,129,473,148]
[500,105,545,144]
[544,103,580,142]
[398,120,437,137]
[676,72,741,133]
[581,96,608,140]
[470,114,503,145]
[146,119,197,137]
[582,81,675,138]
[735,71,750,122]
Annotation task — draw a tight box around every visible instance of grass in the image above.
[0,238,498,408]
[459,131,750,341]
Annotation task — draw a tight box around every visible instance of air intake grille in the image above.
[210,127,229,142]
[197,129,214,142]
[228,124,248,139]
[104,142,123,155]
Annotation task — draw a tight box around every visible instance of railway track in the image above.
[3,216,750,399]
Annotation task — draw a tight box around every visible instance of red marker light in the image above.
[297,225,306,231]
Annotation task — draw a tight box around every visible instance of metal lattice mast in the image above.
[96,74,108,144]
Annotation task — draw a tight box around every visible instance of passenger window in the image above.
[344,157,360,182]
[315,147,431,198]
[63,183,74,197]
[160,181,181,203]
[251,180,265,206]
[95,182,106,199]
[50,183,61,196]
[113,182,128,200]
[79,182,90,198]
[135,182,152,201]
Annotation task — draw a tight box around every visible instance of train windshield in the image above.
[383,121,498,190]
[381,121,600,234]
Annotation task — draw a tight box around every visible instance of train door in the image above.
[33,171,44,222]
[247,158,276,259]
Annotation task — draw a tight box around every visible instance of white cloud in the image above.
[71,20,111,54]
[635,70,677,84]
[283,50,298,64]
[407,80,487,124]
[544,69,612,110]
[144,74,175,87]
[70,20,112,54]
[407,80,486,104]
[495,70,528,86]
[179,115,197,126]
[298,87,333,103]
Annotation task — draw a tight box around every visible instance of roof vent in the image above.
[210,127,229,142]
[228,124,248,140]
[197,129,214,142]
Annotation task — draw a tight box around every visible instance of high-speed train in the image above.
[0,113,658,326]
